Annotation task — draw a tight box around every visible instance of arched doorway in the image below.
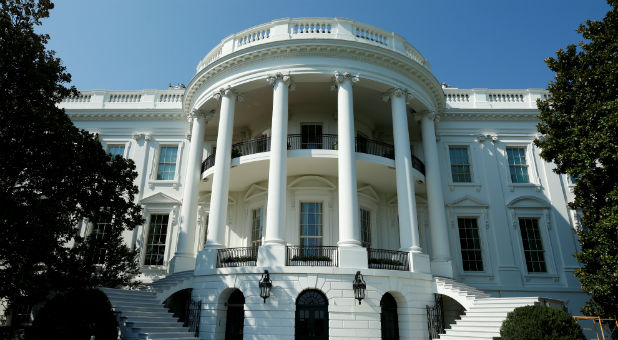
[163,288,192,325]
[380,293,400,340]
[295,289,329,340]
[225,289,245,340]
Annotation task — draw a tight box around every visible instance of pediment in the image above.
[447,195,488,208]
[244,184,268,201]
[357,185,379,202]
[140,192,180,205]
[507,195,550,209]
[288,176,336,190]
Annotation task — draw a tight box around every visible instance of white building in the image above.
[61,18,587,340]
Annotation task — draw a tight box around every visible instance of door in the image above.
[225,290,245,340]
[295,290,328,340]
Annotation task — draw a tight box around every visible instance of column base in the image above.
[169,254,196,273]
[431,258,454,278]
[194,248,219,275]
[256,244,286,267]
[409,251,431,274]
[339,246,368,269]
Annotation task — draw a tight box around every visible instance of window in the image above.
[92,220,111,264]
[144,214,169,265]
[251,207,264,247]
[107,144,125,158]
[300,202,322,247]
[506,147,529,183]
[301,124,323,149]
[519,218,546,273]
[156,146,178,180]
[360,208,371,247]
[449,146,472,182]
[457,218,484,271]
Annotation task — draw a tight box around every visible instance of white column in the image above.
[388,89,421,253]
[421,111,453,278]
[388,89,430,273]
[205,88,237,249]
[334,71,367,269]
[258,74,292,267]
[170,110,209,273]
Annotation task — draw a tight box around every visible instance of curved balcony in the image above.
[201,135,426,175]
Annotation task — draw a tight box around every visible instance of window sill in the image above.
[523,272,560,284]
[508,182,541,192]
[148,179,179,189]
[448,182,481,192]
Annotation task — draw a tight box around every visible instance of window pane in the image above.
[252,208,264,247]
[519,218,546,272]
[92,220,111,264]
[507,147,529,183]
[457,218,484,271]
[300,202,322,246]
[301,124,323,149]
[449,147,472,182]
[108,145,125,158]
[157,146,178,180]
[144,214,169,265]
[360,208,371,248]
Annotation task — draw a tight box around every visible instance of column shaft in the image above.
[171,112,206,272]
[421,114,453,277]
[337,78,361,247]
[264,77,289,245]
[205,91,236,249]
[391,93,421,252]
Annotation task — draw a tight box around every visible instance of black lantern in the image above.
[259,270,272,303]
[352,271,366,305]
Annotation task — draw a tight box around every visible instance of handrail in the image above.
[286,245,338,267]
[216,247,258,268]
[200,134,426,176]
[367,248,410,271]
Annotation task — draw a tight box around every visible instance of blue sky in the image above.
[43,0,610,91]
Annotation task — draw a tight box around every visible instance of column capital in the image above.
[331,71,359,90]
[418,111,440,122]
[382,88,416,104]
[266,72,295,90]
[213,86,243,102]
[188,109,215,121]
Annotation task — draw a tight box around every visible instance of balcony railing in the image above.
[216,247,258,268]
[286,246,338,267]
[201,135,426,175]
[367,248,410,271]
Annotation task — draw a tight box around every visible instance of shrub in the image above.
[27,289,118,340]
[500,305,585,340]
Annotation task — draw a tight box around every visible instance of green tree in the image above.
[535,0,618,319]
[0,0,143,318]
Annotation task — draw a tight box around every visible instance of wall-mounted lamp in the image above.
[352,271,366,305]
[259,270,272,303]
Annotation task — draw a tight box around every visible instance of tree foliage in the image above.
[500,305,585,340]
[0,0,143,311]
[534,0,618,318]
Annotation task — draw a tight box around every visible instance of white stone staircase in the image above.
[100,270,197,340]
[434,277,546,340]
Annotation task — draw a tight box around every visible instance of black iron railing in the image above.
[216,247,258,268]
[356,138,394,159]
[367,248,410,271]
[200,134,426,176]
[186,299,201,337]
[426,294,445,339]
[287,134,338,150]
[286,246,338,267]
[231,136,271,158]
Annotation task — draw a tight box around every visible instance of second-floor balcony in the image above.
[201,135,426,175]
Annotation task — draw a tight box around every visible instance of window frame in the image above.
[456,217,485,272]
[143,213,171,267]
[359,207,372,248]
[442,142,481,192]
[250,206,265,248]
[101,139,131,159]
[506,146,530,184]
[499,142,542,191]
[299,201,324,247]
[448,145,473,183]
[448,208,492,277]
[148,140,184,188]
[517,217,547,273]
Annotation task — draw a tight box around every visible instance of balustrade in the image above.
[286,246,338,267]
[367,248,410,271]
[216,247,258,268]
[201,135,426,175]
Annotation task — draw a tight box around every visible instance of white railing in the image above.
[443,88,549,109]
[59,89,185,110]
[196,18,431,73]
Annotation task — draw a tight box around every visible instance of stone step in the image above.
[121,315,178,323]
[120,311,175,318]
[445,329,500,338]
[100,288,156,297]
[455,319,503,328]
[127,320,185,328]
[139,331,195,339]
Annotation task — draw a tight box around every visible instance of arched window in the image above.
[381,293,399,340]
[225,289,245,340]
[295,290,328,340]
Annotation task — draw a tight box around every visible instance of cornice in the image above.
[184,40,445,115]
[67,109,184,121]
[441,109,539,121]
